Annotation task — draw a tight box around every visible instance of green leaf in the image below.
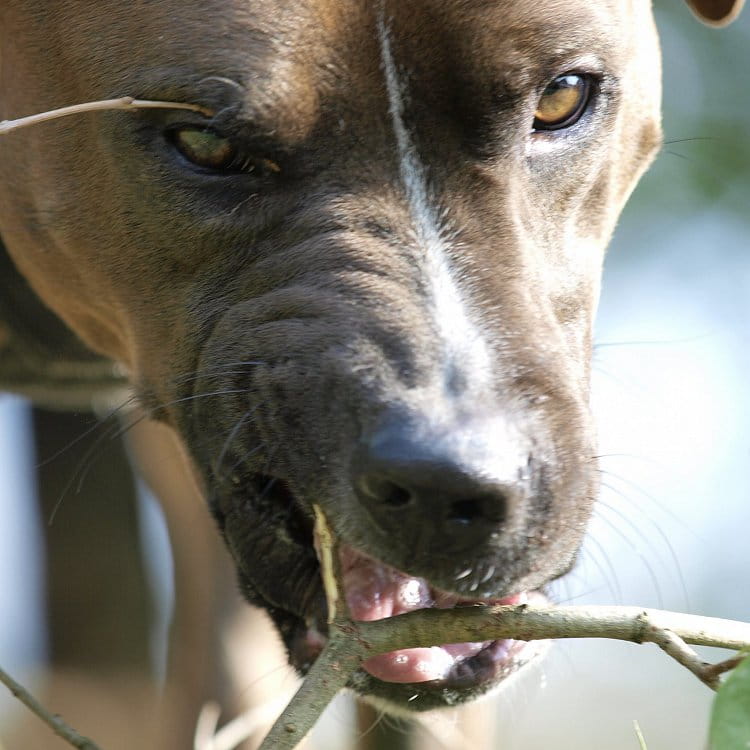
[710,655,750,750]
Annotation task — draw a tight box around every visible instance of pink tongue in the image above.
[340,546,495,683]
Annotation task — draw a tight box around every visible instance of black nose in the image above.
[351,413,528,554]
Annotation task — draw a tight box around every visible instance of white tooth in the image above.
[479,566,495,584]
[455,568,473,580]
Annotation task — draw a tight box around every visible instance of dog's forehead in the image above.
[97,0,647,99]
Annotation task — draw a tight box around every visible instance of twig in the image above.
[194,702,222,750]
[194,695,292,750]
[192,509,750,750]
[645,626,721,689]
[701,654,745,684]
[253,512,750,750]
[355,604,750,657]
[255,603,750,750]
[197,509,355,750]
[256,507,357,750]
[0,664,104,750]
[256,633,358,750]
[313,504,350,622]
[633,720,649,750]
[0,97,213,135]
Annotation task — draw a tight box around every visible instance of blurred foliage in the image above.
[625,2,750,224]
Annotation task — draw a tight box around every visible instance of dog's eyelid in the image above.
[166,124,282,177]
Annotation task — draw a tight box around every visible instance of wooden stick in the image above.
[357,603,750,656]
[252,510,750,750]
[7,507,748,750]
[0,664,104,750]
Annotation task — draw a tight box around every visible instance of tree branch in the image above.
[0,97,213,135]
[250,511,750,750]
[6,507,748,750]
[357,603,750,654]
[0,664,104,750]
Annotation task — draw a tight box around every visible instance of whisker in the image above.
[213,407,258,477]
[591,500,664,607]
[36,393,138,469]
[579,532,623,603]
[598,476,690,609]
[167,359,265,386]
[596,466,699,539]
[37,360,263,470]
[47,387,251,524]
[47,417,126,525]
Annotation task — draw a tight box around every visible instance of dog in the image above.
[0,0,742,720]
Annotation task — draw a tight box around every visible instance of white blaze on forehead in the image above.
[376,11,492,390]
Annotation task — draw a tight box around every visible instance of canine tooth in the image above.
[455,568,472,580]
[479,566,495,584]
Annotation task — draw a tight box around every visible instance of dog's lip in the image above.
[338,544,547,686]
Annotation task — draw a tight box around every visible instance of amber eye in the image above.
[533,74,592,131]
[170,127,282,175]
[171,127,237,170]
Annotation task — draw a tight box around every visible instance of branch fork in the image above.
[254,508,750,750]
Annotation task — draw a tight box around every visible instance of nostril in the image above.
[380,480,412,507]
[358,475,415,508]
[370,479,412,508]
[447,494,507,525]
[447,498,483,524]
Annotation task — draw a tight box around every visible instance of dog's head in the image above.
[0,0,740,712]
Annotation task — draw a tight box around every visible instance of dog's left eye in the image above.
[533,74,593,131]
[169,127,281,175]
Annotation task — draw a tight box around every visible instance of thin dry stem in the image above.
[313,504,350,622]
[0,97,213,135]
[0,664,103,750]
[194,702,222,750]
[194,695,293,750]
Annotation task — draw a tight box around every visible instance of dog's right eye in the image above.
[171,127,238,170]
[533,74,593,131]
[169,127,282,176]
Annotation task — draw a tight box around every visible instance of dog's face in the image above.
[0,0,674,711]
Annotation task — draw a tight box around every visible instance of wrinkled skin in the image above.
[0,0,672,710]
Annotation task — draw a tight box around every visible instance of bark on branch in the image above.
[252,510,750,750]
[5,525,750,750]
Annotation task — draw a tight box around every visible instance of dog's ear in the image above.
[684,0,744,25]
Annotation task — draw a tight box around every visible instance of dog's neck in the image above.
[0,238,125,408]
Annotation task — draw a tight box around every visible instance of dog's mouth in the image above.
[337,544,547,688]
[221,471,548,706]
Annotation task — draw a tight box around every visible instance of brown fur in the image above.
[0,0,741,712]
